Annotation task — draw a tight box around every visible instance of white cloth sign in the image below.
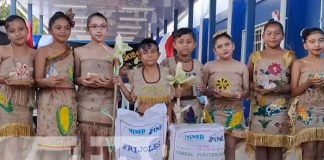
[114,104,168,160]
[169,123,225,160]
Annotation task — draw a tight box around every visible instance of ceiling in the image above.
[16,0,194,42]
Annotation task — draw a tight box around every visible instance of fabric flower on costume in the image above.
[0,93,13,113]
[215,78,231,91]
[167,62,195,85]
[225,109,244,131]
[267,62,282,76]
[297,107,312,125]
[113,34,132,74]
[9,63,33,79]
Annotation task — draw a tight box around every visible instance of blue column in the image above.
[230,0,246,61]
[156,27,160,39]
[28,3,32,24]
[285,0,306,58]
[244,0,256,64]
[10,0,17,15]
[207,0,216,61]
[164,19,168,34]
[39,15,43,34]
[174,9,178,31]
[188,0,194,29]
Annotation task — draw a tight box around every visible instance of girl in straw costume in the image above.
[247,20,296,160]
[0,15,36,160]
[202,32,249,160]
[289,27,324,160]
[74,12,115,160]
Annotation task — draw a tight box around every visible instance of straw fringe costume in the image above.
[0,50,35,139]
[203,61,247,138]
[76,51,114,158]
[130,65,172,111]
[288,60,324,150]
[248,51,295,147]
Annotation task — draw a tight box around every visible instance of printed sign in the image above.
[169,123,225,160]
[114,104,168,160]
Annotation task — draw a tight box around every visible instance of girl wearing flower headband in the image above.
[202,32,249,160]
[289,27,324,160]
[0,15,36,160]
[35,11,77,159]
[247,19,296,160]
[74,12,115,160]
[161,27,205,124]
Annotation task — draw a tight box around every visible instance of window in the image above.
[254,25,265,51]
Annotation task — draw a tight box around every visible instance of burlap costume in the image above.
[248,51,295,147]
[37,48,77,150]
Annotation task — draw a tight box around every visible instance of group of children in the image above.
[0,10,323,160]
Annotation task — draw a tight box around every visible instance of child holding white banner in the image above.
[161,28,205,124]
[202,32,249,160]
[74,12,115,160]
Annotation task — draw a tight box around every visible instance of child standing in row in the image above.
[162,28,204,123]
[74,12,114,160]
[247,20,295,160]
[203,32,249,160]
[35,11,77,160]
[0,15,36,160]
[117,38,175,121]
[290,27,324,160]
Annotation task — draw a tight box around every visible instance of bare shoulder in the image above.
[74,44,90,55]
[0,44,10,55]
[36,46,50,59]
[29,48,37,60]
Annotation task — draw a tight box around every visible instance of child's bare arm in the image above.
[290,61,309,97]
[241,65,250,99]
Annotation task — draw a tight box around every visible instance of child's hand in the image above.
[95,77,114,88]
[80,76,100,88]
[46,77,66,87]
[113,75,126,87]
[254,86,274,95]
[174,87,183,98]
[307,77,323,88]
[198,84,206,94]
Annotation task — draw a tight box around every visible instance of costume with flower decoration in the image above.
[36,47,77,150]
[0,46,35,140]
[202,61,247,138]
[248,50,295,147]
[288,59,324,150]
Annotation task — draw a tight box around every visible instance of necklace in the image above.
[176,55,192,63]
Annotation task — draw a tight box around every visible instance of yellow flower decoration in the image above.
[229,111,243,129]
[203,110,214,123]
[0,93,7,105]
[259,95,267,106]
[215,78,231,91]
[297,107,308,121]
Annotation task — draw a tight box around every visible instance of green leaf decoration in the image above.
[167,62,195,85]
[56,105,74,136]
